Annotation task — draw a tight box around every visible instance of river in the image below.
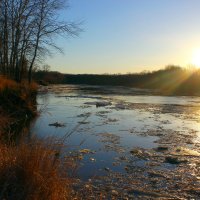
[30,84,200,199]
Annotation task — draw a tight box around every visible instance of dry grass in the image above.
[0,76,38,119]
[0,76,38,91]
[0,76,18,91]
[0,77,75,200]
[0,76,38,139]
[0,139,72,200]
[0,76,38,101]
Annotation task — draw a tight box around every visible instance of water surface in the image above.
[30,85,200,198]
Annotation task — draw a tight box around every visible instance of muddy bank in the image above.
[0,79,37,140]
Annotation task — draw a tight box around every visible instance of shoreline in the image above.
[0,77,74,199]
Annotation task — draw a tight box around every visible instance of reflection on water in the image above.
[31,85,200,198]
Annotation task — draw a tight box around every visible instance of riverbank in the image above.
[33,66,200,96]
[0,77,37,139]
[0,77,73,199]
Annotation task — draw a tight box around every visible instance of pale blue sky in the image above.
[47,0,200,74]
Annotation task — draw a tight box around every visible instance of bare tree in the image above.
[42,64,50,72]
[0,0,81,82]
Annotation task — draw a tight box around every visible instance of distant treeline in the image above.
[33,66,200,95]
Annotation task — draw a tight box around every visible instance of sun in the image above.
[192,49,200,67]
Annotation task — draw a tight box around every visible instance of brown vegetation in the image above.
[0,76,37,138]
[0,77,74,199]
[0,140,72,200]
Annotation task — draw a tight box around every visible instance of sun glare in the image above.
[192,49,200,67]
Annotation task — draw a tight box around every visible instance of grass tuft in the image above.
[0,139,72,200]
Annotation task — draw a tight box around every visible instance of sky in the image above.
[47,0,200,74]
